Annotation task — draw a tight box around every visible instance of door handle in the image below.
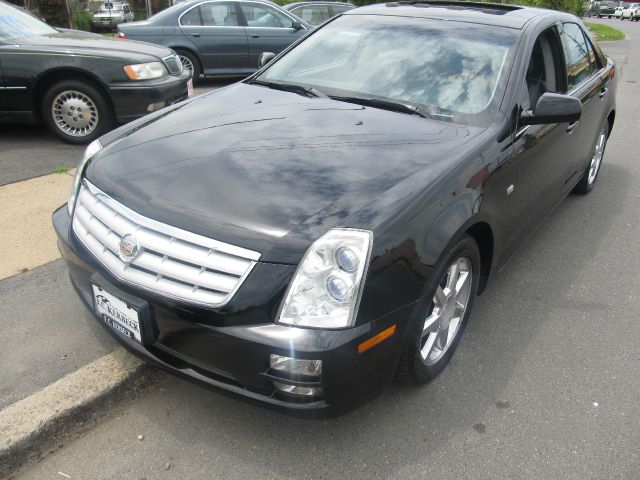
[250,34,260,38]
[566,121,578,133]
[599,87,608,99]
[191,33,200,37]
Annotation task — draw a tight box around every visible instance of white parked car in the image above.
[614,6,624,18]
[92,2,134,29]
[622,3,640,20]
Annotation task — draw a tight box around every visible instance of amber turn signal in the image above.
[358,325,397,354]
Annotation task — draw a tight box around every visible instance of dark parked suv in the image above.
[55,1,616,414]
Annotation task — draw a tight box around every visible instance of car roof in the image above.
[343,1,562,29]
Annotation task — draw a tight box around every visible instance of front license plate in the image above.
[92,284,142,343]
[187,79,193,97]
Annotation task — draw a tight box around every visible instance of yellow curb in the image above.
[0,170,75,280]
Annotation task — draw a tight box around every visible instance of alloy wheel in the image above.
[178,54,195,78]
[420,257,473,366]
[51,90,99,138]
[588,126,607,185]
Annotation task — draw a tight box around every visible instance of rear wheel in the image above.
[42,79,114,144]
[396,235,480,385]
[175,49,201,84]
[573,120,608,195]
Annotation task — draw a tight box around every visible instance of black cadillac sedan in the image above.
[53,2,616,414]
[0,0,190,143]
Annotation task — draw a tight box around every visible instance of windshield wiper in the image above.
[250,80,327,98]
[328,95,432,119]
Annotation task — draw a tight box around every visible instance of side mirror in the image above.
[291,20,303,30]
[519,92,582,126]
[259,52,276,68]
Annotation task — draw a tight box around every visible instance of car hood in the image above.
[87,83,484,263]
[17,30,172,60]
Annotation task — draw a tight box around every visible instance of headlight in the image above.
[123,62,167,80]
[277,228,372,329]
[67,139,101,216]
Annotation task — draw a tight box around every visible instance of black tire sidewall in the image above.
[42,79,113,144]
[401,235,481,384]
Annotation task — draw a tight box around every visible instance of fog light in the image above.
[270,354,322,376]
[273,382,323,397]
[146,101,166,112]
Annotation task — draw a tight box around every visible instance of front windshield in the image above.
[256,15,517,117]
[0,2,57,41]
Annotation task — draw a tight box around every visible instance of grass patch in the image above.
[53,166,71,174]
[585,22,625,41]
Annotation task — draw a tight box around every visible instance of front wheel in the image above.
[573,120,609,195]
[42,79,114,144]
[396,235,480,385]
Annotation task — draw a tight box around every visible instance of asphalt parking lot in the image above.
[2,17,639,480]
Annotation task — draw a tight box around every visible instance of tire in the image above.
[396,235,481,385]
[175,49,201,85]
[42,79,114,145]
[573,119,609,195]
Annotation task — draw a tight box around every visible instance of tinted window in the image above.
[0,2,57,40]
[292,5,330,25]
[562,23,597,89]
[240,3,293,28]
[200,2,238,26]
[180,6,202,25]
[259,16,517,116]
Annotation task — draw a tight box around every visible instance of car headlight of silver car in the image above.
[67,139,101,216]
[123,62,167,80]
[277,228,373,329]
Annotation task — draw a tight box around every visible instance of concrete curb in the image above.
[0,348,154,477]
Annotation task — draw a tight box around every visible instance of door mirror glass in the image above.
[259,51,276,68]
[519,92,582,126]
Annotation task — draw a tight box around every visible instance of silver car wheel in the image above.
[51,90,99,137]
[420,257,472,366]
[178,54,195,78]
[588,126,607,185]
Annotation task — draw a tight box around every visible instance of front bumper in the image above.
[53,206,409,415]
[108,71,191,124]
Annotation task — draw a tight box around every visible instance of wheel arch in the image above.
[32,68,115,120]
[607,109,615,136]
[170,46,202,72]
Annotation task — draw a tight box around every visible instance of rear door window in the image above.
[292,5,330,25]
[240,3,293,28]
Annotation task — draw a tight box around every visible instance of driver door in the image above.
[503,25,580,256]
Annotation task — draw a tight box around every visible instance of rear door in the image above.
[237,1,307,67]
[178,1,249,72]
[559,22,609,184]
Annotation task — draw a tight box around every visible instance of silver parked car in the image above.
[92,2,135,29]
[117,0,312,81]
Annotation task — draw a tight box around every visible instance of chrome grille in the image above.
[72,181,260,307]
[163,55,183,75]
